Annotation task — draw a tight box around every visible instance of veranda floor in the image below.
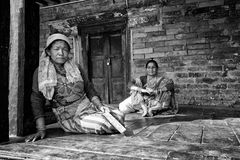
[0,105,240,160]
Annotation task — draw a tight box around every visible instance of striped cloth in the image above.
[52,97,124,134]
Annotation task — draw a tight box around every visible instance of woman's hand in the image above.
[100,106,110,113]
[25,130,46,142]
[25,117,46,142]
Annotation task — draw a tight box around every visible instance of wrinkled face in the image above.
[46,40,70,65]
[146,62,158,76]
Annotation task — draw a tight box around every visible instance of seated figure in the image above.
[26,33,124,142]
[119,59,178,117]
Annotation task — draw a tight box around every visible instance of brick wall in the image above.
[40,0,240,107]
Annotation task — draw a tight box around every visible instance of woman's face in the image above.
[47,40,70,65]
[146,62,158,76]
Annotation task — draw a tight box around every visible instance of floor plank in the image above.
[170,122,203,144]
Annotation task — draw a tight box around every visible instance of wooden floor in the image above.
[1,106,240,160]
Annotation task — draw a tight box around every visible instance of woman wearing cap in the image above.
[119,59,178,117]
[25,33,124,142]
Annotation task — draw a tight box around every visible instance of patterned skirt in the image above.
[52,97,124,134]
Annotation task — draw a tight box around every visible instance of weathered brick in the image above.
[154,46,173,52]
[189,72,205,78]
[147,31,166,37]
[186,0,210,4]
[187,38,207,44]
[206,71,223,78]
[220,77,238,83]
[229,71,240,77]
[165,40,186,46]
[146,41,165,48]
[166,27,190,35]
[133,37,147,43]
[188,49,210,55]
[145,53,164,59]
[172,50,187,56]
[175,72,188,78]
[212,83,227,89]
[144,25,162,32]
[198,0,224,8]
[163,6,182,12]
[196,77,218,84]
[172,45,186,51]
[148,35,175,42]
[187,66,207,71]
[228,84,240,90]
[133,48,153,54]
[186,84,209,89]
[175,78,195,84]
[133,43,145,49]
[207,65,223,71]
[187,44,209,50]
[175,33,198,39]
[132,54,145,59]
[175,84,187,89]
[209,36,230,42]
[133,32,147,38]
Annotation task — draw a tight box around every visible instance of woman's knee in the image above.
[119,99,132,113]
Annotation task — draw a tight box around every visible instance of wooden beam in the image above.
[9,0,25,137]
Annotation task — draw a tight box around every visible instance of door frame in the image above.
[79,19,130,103]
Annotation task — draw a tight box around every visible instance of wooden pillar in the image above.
[9,0,25,136]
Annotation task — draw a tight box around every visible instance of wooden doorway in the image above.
[80,22,128,105]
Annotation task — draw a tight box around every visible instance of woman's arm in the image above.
[31,68,46,120]
[26,68,46,142]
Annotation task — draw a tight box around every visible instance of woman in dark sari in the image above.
[26,33,124,142]
[119,59,178,117]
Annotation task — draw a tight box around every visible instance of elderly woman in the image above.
[119,59,178,117]
[26,33,124,142]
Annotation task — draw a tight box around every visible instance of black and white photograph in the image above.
[0,0,240,159]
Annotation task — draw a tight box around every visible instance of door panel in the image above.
[109,34,124,103]
[89,35,108,102]
[88,31,125,104]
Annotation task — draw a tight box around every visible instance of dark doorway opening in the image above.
[0,0,10,143]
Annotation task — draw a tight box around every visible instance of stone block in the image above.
[146,41,165,48]
[207,65,223,71]
[187,44,209,50]
[133,32,147,38]
[147,31,166,37]
[144,25,162,32]
[165,40,186,46]
[154,46,173,52]
[175,33,198,39]
[198,0,224,8]
[133,43,145,49]
[132,54,145,59]
[186,0,209,4]
[133,48,153,54]
[172,50,187,56]
[145,53,164,59]
[227,84,240,90]
[187,38,207,44]
[175,72,188,78]
[188,49,210,55]
[166,27,190,35]
[189,72,205,78]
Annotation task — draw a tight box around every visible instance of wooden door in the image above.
[0,0,9,142]
[88,31,125,104]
